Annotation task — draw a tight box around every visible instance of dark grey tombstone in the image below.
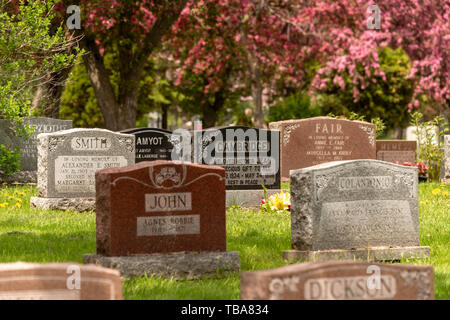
[193,126,281,190]
[121,128,175,163]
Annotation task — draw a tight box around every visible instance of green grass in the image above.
[0,182,448,300]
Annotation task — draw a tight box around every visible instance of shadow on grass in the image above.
[0,230,96,263]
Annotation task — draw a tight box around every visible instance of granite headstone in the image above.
[284,159,429,262]
[269,117,376,181]
[0,262,122,300]
[194,126,280,190]
[0,117,72,182]
[121,128,176,163]
[36,128,135,198]
[376,140,417,164]
[83,160,240,279]
[241,261,434,300]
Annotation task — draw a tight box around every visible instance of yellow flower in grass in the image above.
[0,202,8,208]
[442,191,449,196]
[432,188,441,195]
[268,191,291,211]
[15,203,21,208]
[15,198,22,203]
[8,196,14,200]
[18,192,25,196]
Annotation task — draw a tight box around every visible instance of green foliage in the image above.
[0,0,78,174]
[317,47,414,131]
[327,112,386,138]
[60,55,182,128]
[0,145,20,176]
[410,112,449,181]
[60,60,105,128]
[267,91,321,123]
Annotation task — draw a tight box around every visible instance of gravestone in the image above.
[284,159,429,262]
[376,140,417,164]
[241,261,434,300]
[30,128,135,212]
[193,126,282,207]
[83,160,240,279]
[0,117,72,183]
[121,128,176,162]
[0,262,122,300]
[269,117,376,181]
[445,135,450,182]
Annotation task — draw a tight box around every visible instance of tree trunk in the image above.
[394,127,404,139]
[251,65,265,129]
[202,91,225,128]
[162,105,168,130]
[77,2,187,131]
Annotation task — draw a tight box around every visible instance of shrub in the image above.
[0,145,21,177]
[410,112,449,181]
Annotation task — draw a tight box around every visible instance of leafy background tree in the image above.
[0,0,78,175]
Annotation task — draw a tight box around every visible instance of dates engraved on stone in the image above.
[145,192,192,212]
[304,275,397,300]
[137,215,200,236]
[54,156,128,193]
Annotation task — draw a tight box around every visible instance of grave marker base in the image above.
[226,189,287,207]
[83,251,240,280]
[30,196,95,212]
[283,246,430,263]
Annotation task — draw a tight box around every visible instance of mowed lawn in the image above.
[0,182,448,300]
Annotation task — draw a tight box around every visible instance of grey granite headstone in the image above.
[445,135,450,182]
[30,129,135,211]
[284,159,429,262]
[0,117,72,182]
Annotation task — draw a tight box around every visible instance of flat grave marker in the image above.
[241,261,434,300]
[0,262,122,300]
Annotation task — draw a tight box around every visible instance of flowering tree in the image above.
[61,0,189,130]
[168,0,449,127]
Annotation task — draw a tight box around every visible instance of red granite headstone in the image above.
[269,117,376,181]
[95,160,226,256]
[376,140,417,164]
[0,263,122,300]
[241,261,434,300]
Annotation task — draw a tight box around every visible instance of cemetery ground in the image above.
[0,182,448,300]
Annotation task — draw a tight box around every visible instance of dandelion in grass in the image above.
[432,188,441,195]
[15,203,21,208]
[8,196,14,200]
[0,202,8,208]
[15,198,22,203]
